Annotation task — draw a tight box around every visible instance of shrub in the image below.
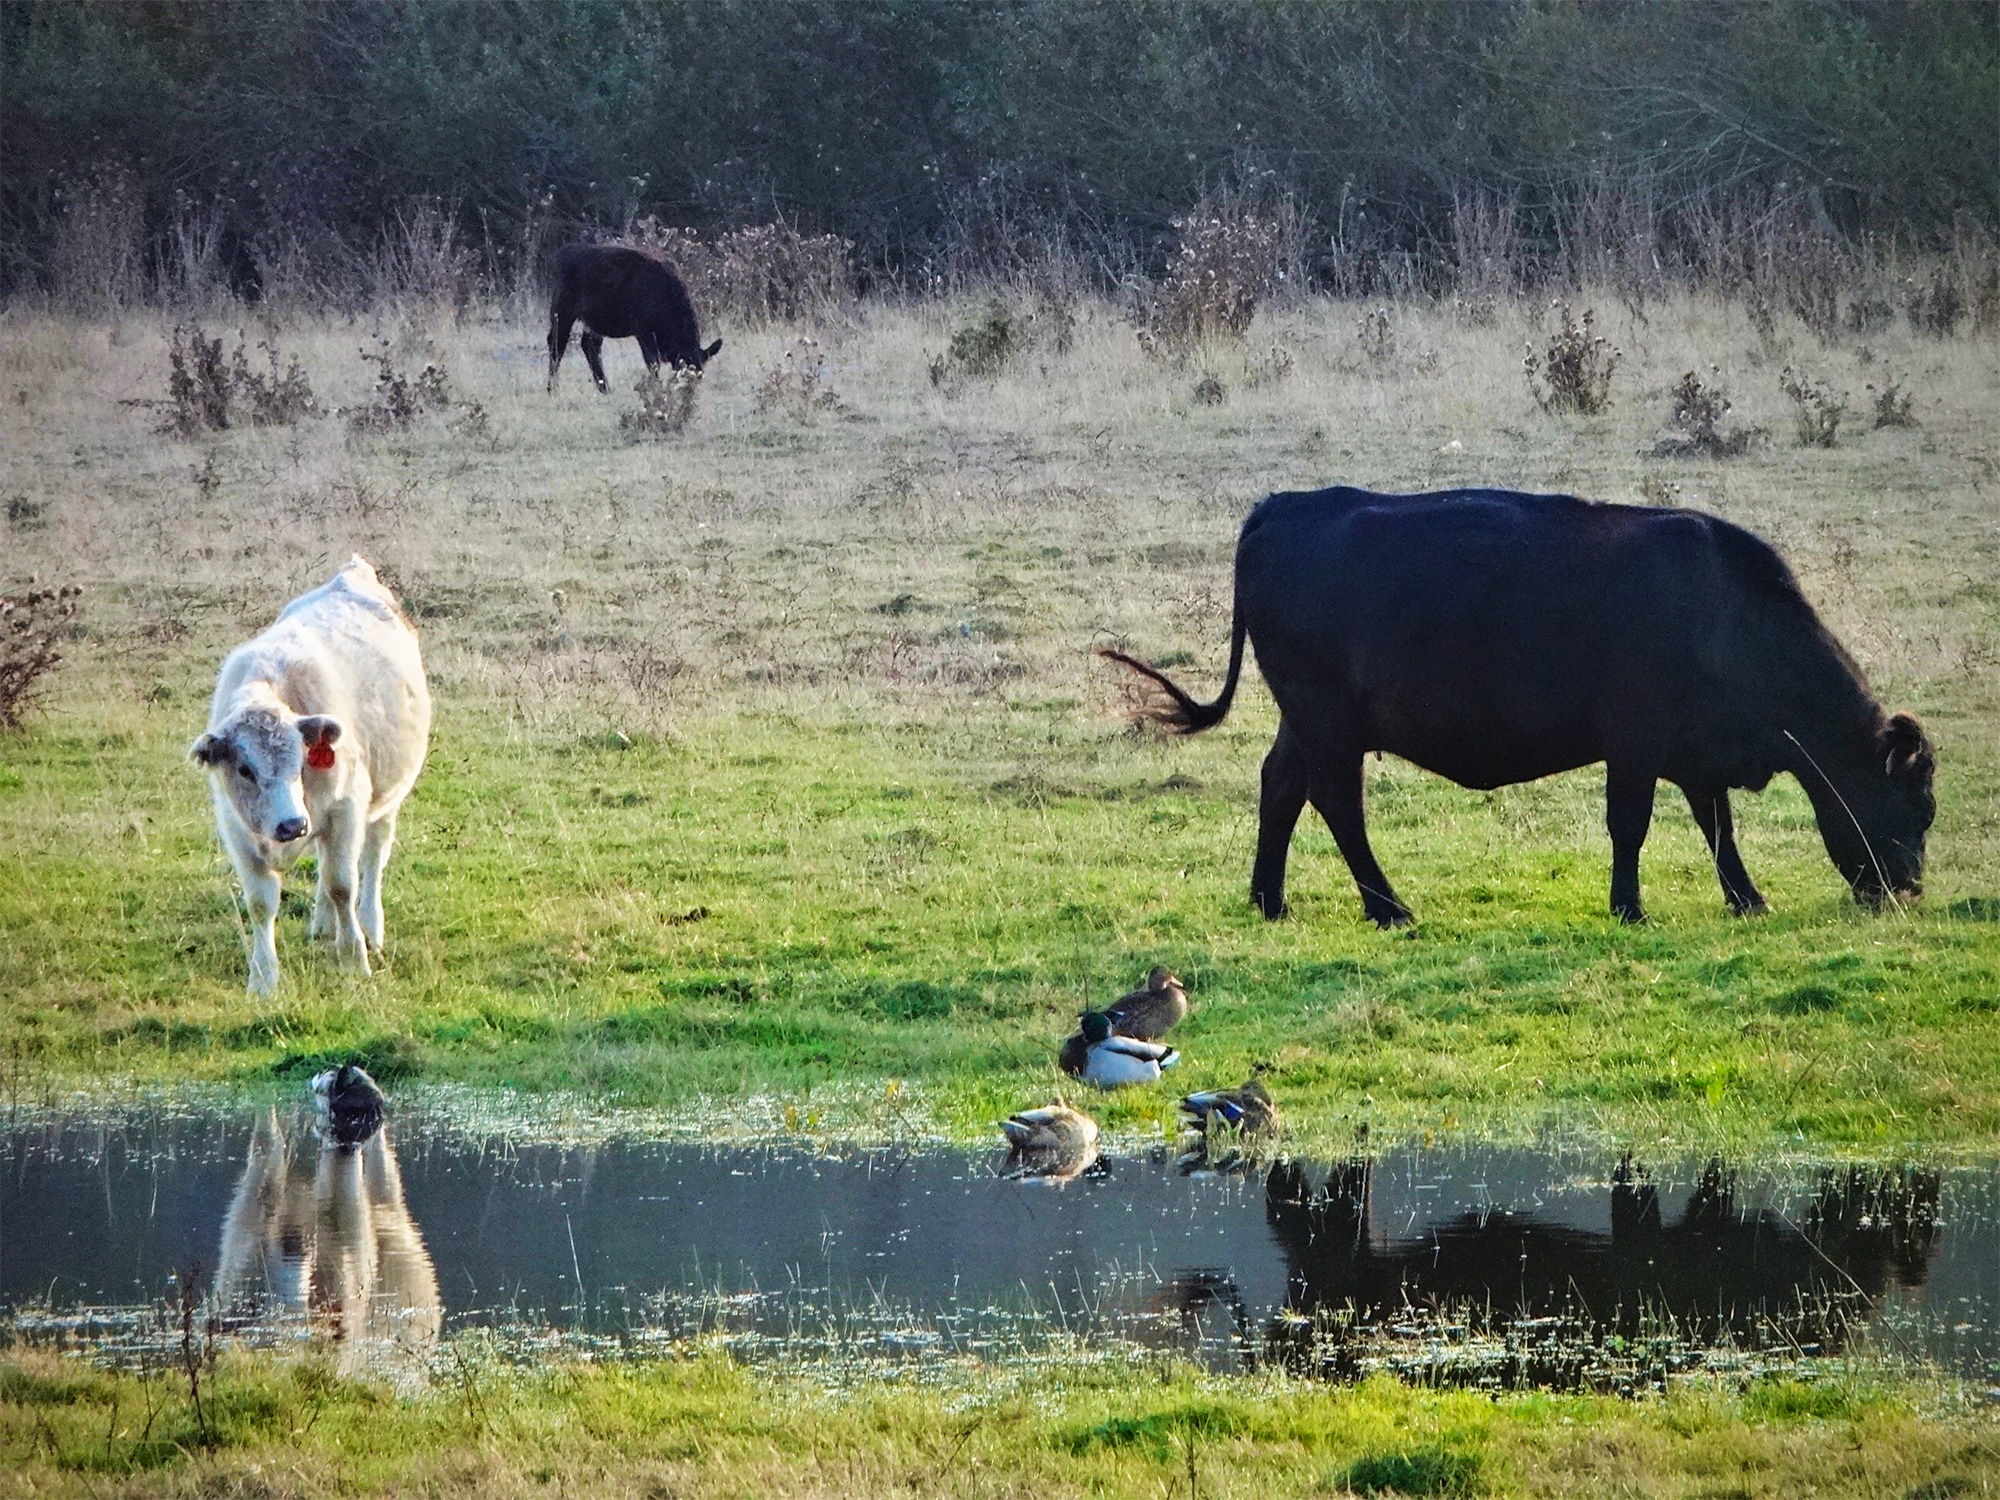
[1654,369,1762,457]
[1242,342,1295,388]
[929,299,1020,387]
[1905,265,1965,337]
[147,326,319,435]
[229,337,319,424]
[1336,1445,1485,1497]
[1779,366,1846,447]
[621,366,701,438]
[1869,379,1918,428]
[1138,205,1290,356]
[754,337,843,420]
[1523,304,1620,415]
[347,337,482,435]
[0,586,81,730]
[626,217,853,326]
[1355,306,1395,366]
[1191,371,1226,406]
[160,325,232,434]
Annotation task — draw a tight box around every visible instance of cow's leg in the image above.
[358,810,398,953]
[224,834,283,997]
[1251,720,1309,919]
[546,309,575,393]
[308,871,333,942]
[1681,782,1766,916]
[317,807,371,976]
[636,328,663,376]
[580,331,609,393]
[1309,751,1412,928]
[1605,763,1658,923]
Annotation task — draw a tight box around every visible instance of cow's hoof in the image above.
[1612,904,1648,925]
[1252,892,1289,921]
[1366,905,1414,929]
[1728,896,1768,917]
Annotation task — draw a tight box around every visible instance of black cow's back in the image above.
[1236,487,1816,790]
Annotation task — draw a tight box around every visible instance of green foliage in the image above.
[3,1,1996,297]
[1337,1443,1486,1496]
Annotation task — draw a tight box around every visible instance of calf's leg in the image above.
[224,835,283,997]
[1309,751,1412,928]
[315,807,371,975]
[546,309,575,392]
[1605,762,1658,923]
[1250,721,1308,919]
[358,810,399,952]
[1681,782,1766,915]
[580,331,609,393]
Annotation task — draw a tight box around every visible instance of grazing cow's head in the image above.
[1819,711,1935,907]
[191,709,344,846]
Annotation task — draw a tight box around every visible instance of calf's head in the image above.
[191,709,344,846]
[1816,711,1935,906]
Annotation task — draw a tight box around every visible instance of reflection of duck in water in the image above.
[213,1071,440,1372]
[1260,1155,1940,1375]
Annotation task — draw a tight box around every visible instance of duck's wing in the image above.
[1180,1088,1248,1125]
[1101,1035,1175,1063]
[1057,1032,1090,1077]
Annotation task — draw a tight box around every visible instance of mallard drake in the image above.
[1068,1010,1179,1087]
[998,1102,1099,1154]
[1179,1076,1280,1133]
[310,1062,386,1145]
[1103,964,1189,1041]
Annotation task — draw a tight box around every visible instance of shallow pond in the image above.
[3,1101,1993,1390]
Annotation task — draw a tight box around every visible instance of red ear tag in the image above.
[306,742,336,771]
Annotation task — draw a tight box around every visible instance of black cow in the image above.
[546,243,722,393]
[1105,486,1936,925]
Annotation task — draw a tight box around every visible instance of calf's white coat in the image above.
[193,557,430,994]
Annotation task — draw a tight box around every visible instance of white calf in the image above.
[193,556,430,995]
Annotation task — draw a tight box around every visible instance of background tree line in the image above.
[2,0,1995,303]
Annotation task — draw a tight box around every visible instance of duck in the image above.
[998,1102,1100,1154]
[1064,1010,1179,1088]
[999,1102,1102,1181]
[1179,1075,1280,1134]
[310,1062,386,1145]
[1103,964,1189,1040]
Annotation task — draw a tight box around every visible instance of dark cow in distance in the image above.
[1105,486,1935,925]
[546,243,722,393]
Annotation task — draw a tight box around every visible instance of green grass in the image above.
[3,686,1997,1150]
[2,1344,1994,1498]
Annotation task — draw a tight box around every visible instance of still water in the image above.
[3,1102,1993,1389]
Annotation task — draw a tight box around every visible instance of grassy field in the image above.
[2,292,1998,1494]
[5,1342,1998,1499]
[2,291,1995,1151]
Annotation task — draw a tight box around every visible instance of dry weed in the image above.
[1779,366,1847,448]
[1524,304,1620,415]
[0,586,80,729]
[1654,369,1762,458]
[622,366,702,438]
[755,338,843,421]
[1138,205,1290,357]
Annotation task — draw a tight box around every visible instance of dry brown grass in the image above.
[2,291,1994,776]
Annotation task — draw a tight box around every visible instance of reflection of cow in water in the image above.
[213,1108,441,1372]
[1255,1156,1939,1385]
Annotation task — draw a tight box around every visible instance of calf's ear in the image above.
[189,733,228,766]
[297,715,343,747]
[703,338,722,361]
[1881,712,1932,777]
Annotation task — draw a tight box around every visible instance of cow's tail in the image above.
[1099,594,1247,735]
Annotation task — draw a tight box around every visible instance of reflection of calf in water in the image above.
[213,1105,441,1369]
[1262,1156,1939,1383]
